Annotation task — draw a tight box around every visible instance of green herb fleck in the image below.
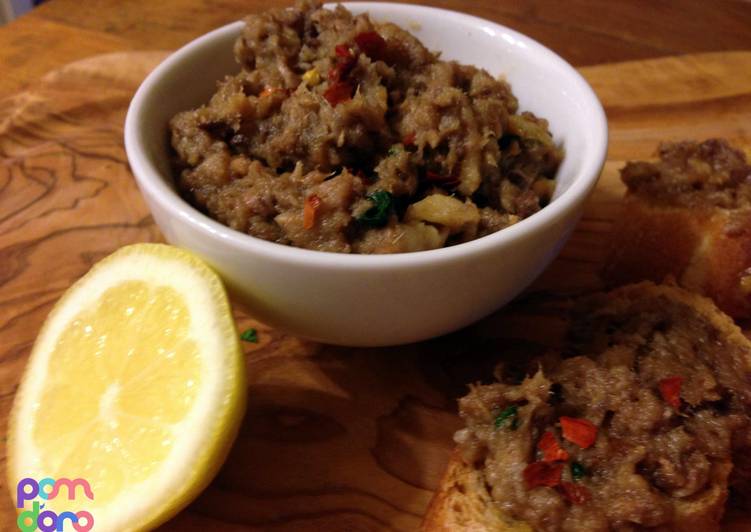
[357,190,393,227]
[494,405,518,430]
[571,461,587,481]
[388,146,400,156]
[240,328,258,343]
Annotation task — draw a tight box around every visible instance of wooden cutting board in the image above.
[1,50,751,531]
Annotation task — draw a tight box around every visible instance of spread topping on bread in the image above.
[621,139,751,208]
[451,283,751,531]
[603,139,751,318]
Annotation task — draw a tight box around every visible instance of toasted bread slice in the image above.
[603,139,751,318]
[423,282,751,531]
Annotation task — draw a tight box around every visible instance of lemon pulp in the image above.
[35,280,202,507]
[9,244,245,530]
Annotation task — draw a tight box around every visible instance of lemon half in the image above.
[8,243,246,531]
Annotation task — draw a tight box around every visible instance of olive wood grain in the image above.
[1,50,751,531]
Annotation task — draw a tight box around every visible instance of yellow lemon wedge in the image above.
[8,243,246,531]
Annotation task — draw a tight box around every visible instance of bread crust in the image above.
[421,451,531,532]
[423,282,751,531]
[603,191,751,319]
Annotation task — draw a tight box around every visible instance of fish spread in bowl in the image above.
[169,0,563,254]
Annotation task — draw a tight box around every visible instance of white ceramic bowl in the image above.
[125,2,607,346]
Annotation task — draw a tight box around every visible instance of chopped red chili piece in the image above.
[403,132,416,146]
[523,461,564,489]
[303,194,322,229]
[659,376,684,409]
[425,170,460,188]
[560,417,597,449]
[329,44,357,83]
[559,481,591,505]
[328,60,356,83]
[323,81,354,106]
[538,430,569,462]
[354,31,386,61]
[335,44,353,58]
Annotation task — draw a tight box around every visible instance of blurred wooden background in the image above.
[1,0,751,98]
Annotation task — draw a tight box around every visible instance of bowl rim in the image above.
[124,1,608,271]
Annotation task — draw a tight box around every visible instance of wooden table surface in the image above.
[3,1,751,531]
[1,0,751,99]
